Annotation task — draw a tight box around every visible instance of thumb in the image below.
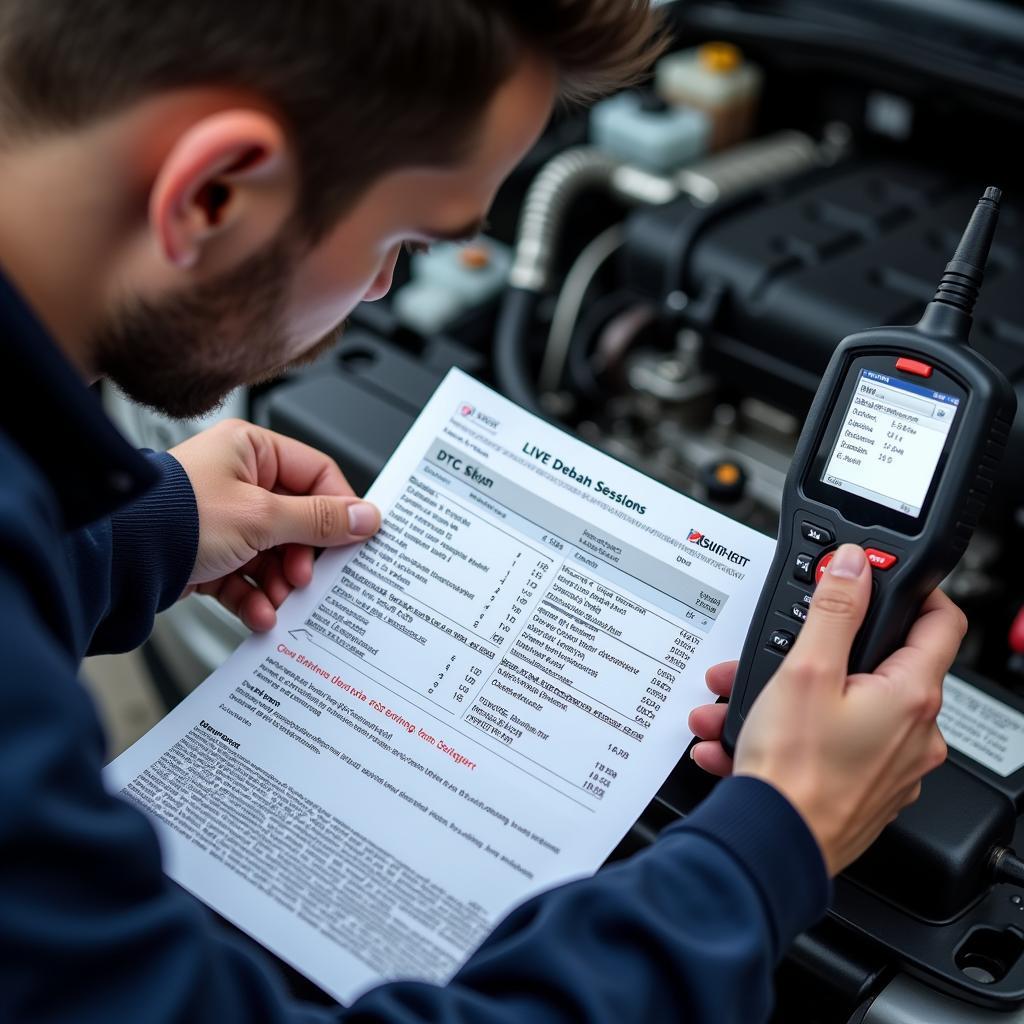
[789,544,872,677]
[260,493,381,549]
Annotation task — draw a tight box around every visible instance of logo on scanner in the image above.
[686,529,751,567]
[455,401,499,431]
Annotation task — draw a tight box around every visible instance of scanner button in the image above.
[896,357,933,378]
[791,604,809,624]
[794,552,815,583]
[767,629,796,654]
[801,521,834,546]
[814,551,835,585]
[865,548,899,570]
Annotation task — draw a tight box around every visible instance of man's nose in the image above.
[363,245,401,303]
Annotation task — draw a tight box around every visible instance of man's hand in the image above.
[687,544,966,876]
[169,420,380,632]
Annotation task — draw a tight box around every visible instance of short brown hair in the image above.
[0,1,666,236]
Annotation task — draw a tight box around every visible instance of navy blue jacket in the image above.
[0,270,830,1023]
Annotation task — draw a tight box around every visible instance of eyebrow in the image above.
[421,216,490,243]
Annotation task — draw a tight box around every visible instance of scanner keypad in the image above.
[801,521,834,545]
[793,552,815,583]
[766,514,904,659]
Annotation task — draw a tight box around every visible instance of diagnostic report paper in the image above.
[106,369,774,1004]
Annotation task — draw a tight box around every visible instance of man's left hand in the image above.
[169,420,380,632]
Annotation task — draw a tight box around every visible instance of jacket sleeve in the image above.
[63,451,199,657]
[2,552,829,1024]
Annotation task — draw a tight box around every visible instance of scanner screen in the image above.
[821,369,959,517]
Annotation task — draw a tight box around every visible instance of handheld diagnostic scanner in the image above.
[722,188,1017,756]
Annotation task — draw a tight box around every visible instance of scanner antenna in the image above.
[919,187,1002,343]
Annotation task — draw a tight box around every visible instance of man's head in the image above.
[0,1,664,417]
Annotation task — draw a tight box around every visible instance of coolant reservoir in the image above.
[656,42,763,151]
[589,90,709,174]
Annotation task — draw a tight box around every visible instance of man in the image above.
[0,2,962,1021]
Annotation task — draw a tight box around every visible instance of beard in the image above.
[93,233,343,420]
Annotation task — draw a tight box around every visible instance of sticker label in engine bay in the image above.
[939,674,1024,778]
[105,368,774,1005]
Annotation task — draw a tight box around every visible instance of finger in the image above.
[238,585,278,632]
[249,426,358,498]
[230,550,287,604]
[196,571,252,614]
[689,702,728,741]
[873,588,967,685]
[202,571,276,631]
[262,492,380,550]
[282,544,315,589]
[787,544,871,682]
[230,550,293,620]
[705,661,738,698]
[235,549,272,583]
[253,551,292,608]
[690,741,734,778]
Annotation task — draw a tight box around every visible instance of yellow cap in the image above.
[699,41,742,74]
[459,246,491,271]
[714,462,742,487]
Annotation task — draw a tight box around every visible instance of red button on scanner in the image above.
[865,548,899,570]
[895,357,933,378]
[815,547,898,583]
[1010,607,1024,656]
[814,551,834,585]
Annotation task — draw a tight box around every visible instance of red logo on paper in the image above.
[460,404,475,417]
[686,527,751,568]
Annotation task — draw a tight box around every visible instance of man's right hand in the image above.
[688,543,966,877]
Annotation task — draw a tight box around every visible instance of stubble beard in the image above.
[94,234,343,420]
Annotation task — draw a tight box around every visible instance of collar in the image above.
[0,269,157,528]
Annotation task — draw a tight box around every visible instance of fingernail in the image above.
[829,543,867,580]
[347,502,379,537]
[689,744,698,761]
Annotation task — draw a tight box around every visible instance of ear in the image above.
[149,109,296,271]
